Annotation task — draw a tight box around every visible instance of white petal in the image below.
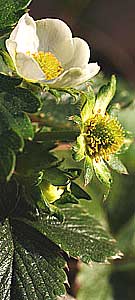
[6,39,17,62]
[47,63,100,88]
[87,63,100,79]
[15,53,45,81]
[36,18,74,65]
[65,37,90,69]
[7,13,39,54]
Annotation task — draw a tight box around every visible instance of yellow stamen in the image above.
[32,51,63,80]
[84,113,125,161]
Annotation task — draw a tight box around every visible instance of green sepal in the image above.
[118,131,133,154]
[94,75,116,115]
[80,86,95,123]
[49,88,62,103]
[108,102,121,117]
[93,158,112,190]
[71,115,82,126]
[84,155,94,186]
[60,87,80,102]
[107,155,128,174]
[0,49,15,72]
[72,134,86,161]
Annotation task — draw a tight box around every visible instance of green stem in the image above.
[34,130,80,142]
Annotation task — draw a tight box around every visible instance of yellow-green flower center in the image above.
[32,51,63,80]
[84,113,125,161]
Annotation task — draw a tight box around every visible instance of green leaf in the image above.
[0,146,15,181]
[71,182,91,200]
[78,263,113,300]
[11,112,34,140]
[4,86,41,114]
[84,155,94,186]
[0,178,21,221]
[0,0,32,32]
[44,167,69,186]
[107,155,128,174]
[80,87,95,123]
[0,73,22,90]
[0,219,66,300]
[27,204,120,263]
[94,75,116,115]
[0,219,14,299]
[16,141,57,175]
[57,191,79,205]
[0,79,41,180]
[0,130,24,152]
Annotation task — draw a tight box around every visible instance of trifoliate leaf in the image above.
[94,75,116,115]
[0,219,66,300]
[0,0,32,32]
[0,219,14,299]
[27,204,120,263]
[84,155,94,186]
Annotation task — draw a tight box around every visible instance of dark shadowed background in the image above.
[30,0,135,85]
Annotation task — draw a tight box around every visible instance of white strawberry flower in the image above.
[6,13,100,88]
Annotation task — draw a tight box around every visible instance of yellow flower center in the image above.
[32,51,63,80]
[84,113,125,161]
